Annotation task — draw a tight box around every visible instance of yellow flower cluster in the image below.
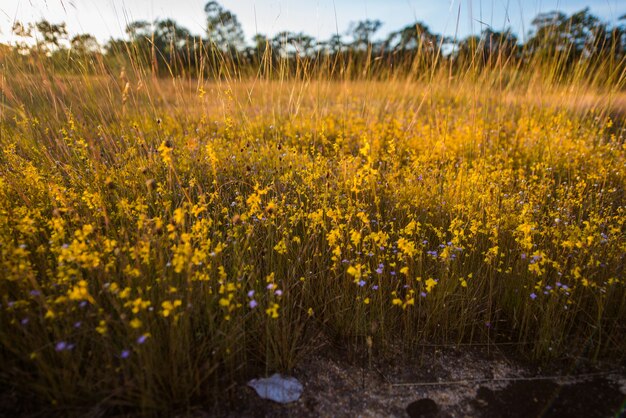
[0,74,623,409]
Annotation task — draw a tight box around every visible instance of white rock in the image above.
[247,373,303,403]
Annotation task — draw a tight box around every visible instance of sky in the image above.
[0,0,624,46]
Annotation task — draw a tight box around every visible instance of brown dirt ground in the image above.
[218,345,626,418]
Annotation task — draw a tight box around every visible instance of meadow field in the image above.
[1,5,626,416]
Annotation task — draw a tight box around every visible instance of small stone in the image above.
[406,398,439,418]
[248,373,303,404]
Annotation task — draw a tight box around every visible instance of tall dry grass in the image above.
[0,21,625,415]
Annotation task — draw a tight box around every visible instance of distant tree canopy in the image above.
[70,34,99,55]
[527,8,603,58]
[386,22,440,53]
[4,2,625,80]
[271,31,316,57]
[11,20,68,54]
[348,19,382,50]
[204,1,245,52]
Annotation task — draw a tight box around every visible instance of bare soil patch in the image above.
[222,346,626,418]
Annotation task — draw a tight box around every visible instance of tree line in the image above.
[4,2,626,82]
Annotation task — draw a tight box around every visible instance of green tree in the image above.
[10,22,33,54]
[70,34,100,55]
[115,19,196,74]
[125,20,152,41]
[153,19,192,57]
[11,20,68,55]
[204,1,245,51]
[271,31,316,58]
[322,34,344,55]
[347,19,382,50]
[386,22,440,53]
[526,8,606,61]
[34,20,68,53]
[526,10,569,56]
